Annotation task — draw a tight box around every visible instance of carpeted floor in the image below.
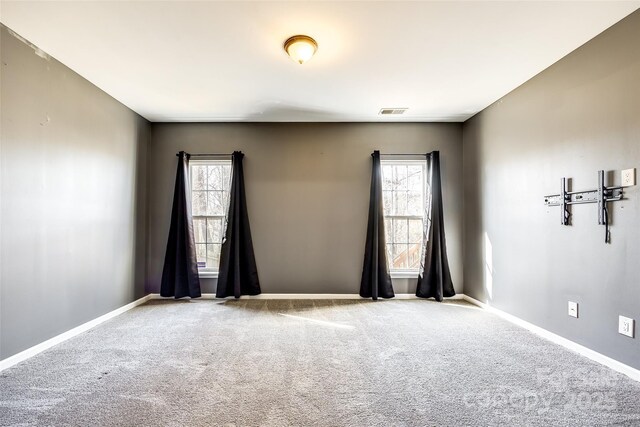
[1,299,639,427]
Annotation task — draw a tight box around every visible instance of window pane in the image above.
[394,192,407,215]
[207,218,224,243]
[382,191,393,216]
[192,191,207,216]
[206,165,217,191]
[382,165,393,188]
[384,218,393,244]
[191,165,207,191]
[206,244,221,269]
[386,244,394,264]
[407,243,422,269]
[408,219,423,243]
[223,165,232,191]
[394,165,408,190]
[407,192,423,215]
[207,191,225,215]
[196,244,207,268]
[206,165,221,190]
[407,165,423,192]
[193,218,207,243]
[394,219,408,244]
[392,244,408,269]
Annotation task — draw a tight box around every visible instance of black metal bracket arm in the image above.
[544,170,624,243]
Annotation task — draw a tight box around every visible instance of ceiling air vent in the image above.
[379,108,408,115]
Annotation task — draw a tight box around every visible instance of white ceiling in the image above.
[1,1,638,122]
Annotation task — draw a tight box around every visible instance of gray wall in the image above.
[463,11,639,369]
[148,123,463,295]
[0,25,150,360]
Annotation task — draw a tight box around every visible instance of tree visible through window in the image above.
[190,160,232,272]
[381,160,428,272]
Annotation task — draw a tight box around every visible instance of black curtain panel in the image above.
[416,151,455,301]
[160,151,202,299]
[216,151,261,298]
[360,151,395,300]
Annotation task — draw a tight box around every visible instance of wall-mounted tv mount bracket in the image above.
[544,170,624,243]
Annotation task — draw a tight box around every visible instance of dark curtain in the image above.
[216,152,261,298]
[160,151,202,299]
[416,151,455,301]
[360,151,395,300]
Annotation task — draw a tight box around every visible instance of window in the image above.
[190,160,232,274]
[381,159,428,274]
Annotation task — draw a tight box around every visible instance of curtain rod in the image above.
[176,152,233,157]
[376,153,429,156]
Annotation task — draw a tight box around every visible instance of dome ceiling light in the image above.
[284,35,318,64]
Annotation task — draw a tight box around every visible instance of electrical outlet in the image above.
[568,301,578,318]
[619,316,635,338]
[621,168,636,187]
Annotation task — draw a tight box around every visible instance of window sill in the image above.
[200,271,417,279]
[390,271,419,279]
[198,271,219,279]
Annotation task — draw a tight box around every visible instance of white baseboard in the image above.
[462,295,640,383]
[151,293,367,300]
[149,293,466,300]
[0,294,153,373]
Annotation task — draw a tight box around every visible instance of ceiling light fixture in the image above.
[284,35,318,64]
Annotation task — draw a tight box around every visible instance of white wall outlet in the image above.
[621,168,636,187]
[618,316,635,338]
[568,301,578,318]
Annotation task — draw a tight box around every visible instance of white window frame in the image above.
[189,159,232,278]
[381,158,428,279]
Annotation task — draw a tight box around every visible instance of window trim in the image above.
[380,158,428,274]
[198,270,219,279]
[390,270,420,279]
[189,159,232,278]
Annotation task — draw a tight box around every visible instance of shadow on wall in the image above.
[243,102,347,122]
